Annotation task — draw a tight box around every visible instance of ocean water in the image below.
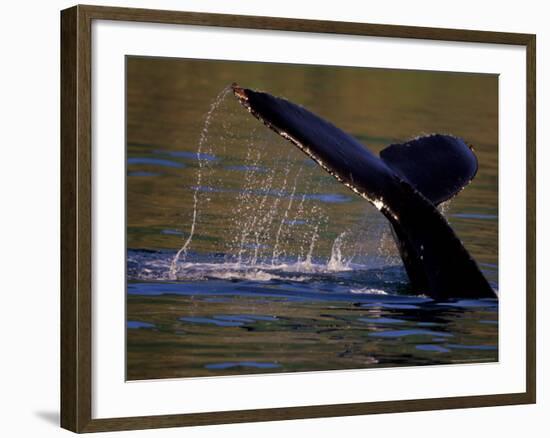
[126,57,498,380]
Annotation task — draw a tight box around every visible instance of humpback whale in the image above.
[231,83,497,301]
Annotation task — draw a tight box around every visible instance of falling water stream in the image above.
[159,88,403,285]
[168,86,233,278]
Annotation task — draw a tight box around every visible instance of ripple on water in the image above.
[446,344,497,351]
[362,303,420,310]
[225,165,268,173]
[154,150,218,161]
[437,299,498,309]
[479,320,498,325]
[415,345,451,353]
[451,213,498,220]
[179,314,278,327]
[179,317,242,327]
[205,361,280,370]
[358,317,406,324]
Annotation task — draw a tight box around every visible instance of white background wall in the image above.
[0,0,546,436]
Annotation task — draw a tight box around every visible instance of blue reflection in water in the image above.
[304,193,351,203]
[128,157,184,168]
[127,171,161,177]
[161,229,184,236]
[213,314,278,322]
[369,329,453,338]
[127,320,155,329]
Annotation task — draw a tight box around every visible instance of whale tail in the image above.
[231,83,496,300]
[380,134,479,206]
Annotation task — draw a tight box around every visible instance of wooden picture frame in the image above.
[61,4,536,433]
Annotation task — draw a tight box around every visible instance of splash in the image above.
[165,85,400,281]
[132,250,366,283]
[169,86,231,279]
[272,167,302,265]
[327,232,351,271]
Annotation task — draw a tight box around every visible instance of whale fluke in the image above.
[380,135,478,206]
[231,83,496,300]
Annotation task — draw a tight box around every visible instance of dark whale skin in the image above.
[232,83,496,300]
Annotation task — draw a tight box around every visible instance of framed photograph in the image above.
[60,4,536,433]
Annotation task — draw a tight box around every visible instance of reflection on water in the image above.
[127,272,497,379]
[126,57,498,380]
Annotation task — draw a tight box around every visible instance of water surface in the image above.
[126,57,498,380]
